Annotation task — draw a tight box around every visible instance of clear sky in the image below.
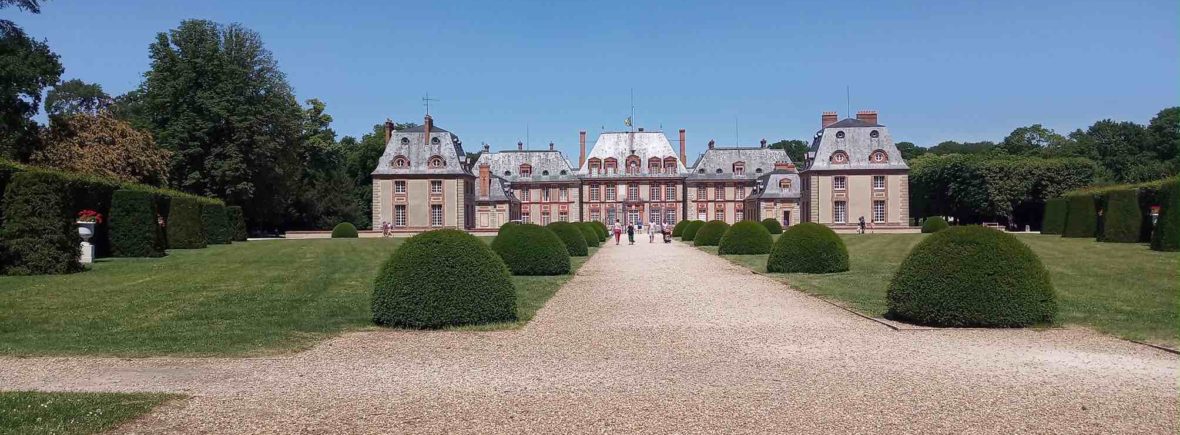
[7,0,1178,159]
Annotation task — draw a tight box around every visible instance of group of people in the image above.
[610,220,673,245]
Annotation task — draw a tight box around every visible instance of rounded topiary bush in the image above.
[491,223,570,275]
[760,218,783,235]
[1,172,82,275]
[886,226,1056,327]
[921,216,949,233]
[593,221,608,240]
[719,220,773,254]
[331,222,359,238]
[166,197,206,249]
[1061,194,1096,238]
[1099,188,1141,243]
[109,189,165,257]
[1152,179,1180,251]
[693,220,730,247]
[576,222,600,248]
[372,229,516,328]
[766,222,849,273]
[201,203,231,244]
[546,221,588,256]
[226,205,248,241]
[680,220,705,241]
[671,220,690,237]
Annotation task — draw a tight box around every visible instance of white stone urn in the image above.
[77,221,95,264]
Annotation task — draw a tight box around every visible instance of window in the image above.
[559,187,568,201]
[590,185,600,201]
[778,179,792,189]
[715,208,725,221]
[833,176,847,190]
[871,151,888,163]
[541,170,549,176]
[541,211,551,225]
[664,157,677,173]
[733,162,745,176]
[606,185,616,200]
[504,171,512,176]
[649,158,661,173]
[627,209,640,225]
[559,211,569,222]
[715,168,723,174]
[831,151,848,164]
[430,180,443,194]
[650,185,660,201]
[666,185,676,200]
[428,156,444,168]
[430,204,443,226]
[755,168,763,174]
[394,180,406,193]
[697,186,707,200]
[606,208,616,224]
[873,200,886,223]
[834,201,847,224]
[400,137,409,145]
[520,164,532,177]
[650,207,662,224]
[394,205,407,227]
[736,210,744,221]
[520,188,531,201]
[870,130,880,138]
[590,211,600,222]
[873,175,886,190]
[604,158,618,174]
[665,209,676,225]
[588,158,602,174]
[698,211,708,221]
[627,184,639,201]
[735,186,745,199]
[521,212,530,223]
[626,156,641,175]
[715,185,725,200]
[542,188,550,202]
[392,156,409,168]
[431,136,441,144]
[835,131,845,139]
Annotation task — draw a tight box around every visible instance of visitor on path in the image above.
[647,220,657,243]
[613,220,622,245]
[626,223,635,245]
[857,216,866,234]
[661,222,672,243]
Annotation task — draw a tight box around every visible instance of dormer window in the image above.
[559,170,567,175]
[431,136,441,145]
[400,137,410,145]
[519,164,532,177]
[625,155,641,175]
[779,179,792,189]
[733,162,745,176]
[663,157,677,173]
[648,157,661,173]
[541,170,549,176]
[870,130,880,138]
[755,168,763,174]
[504,170,512,176]
[391,155,410,168]
[835,131,845,139]
[830,151,849,164]
[698,168,705,174]
[715,168,723,174]
[588,158,602,174]
[604,158,618,174]
[428,156,445,168]
[871,150,889,163]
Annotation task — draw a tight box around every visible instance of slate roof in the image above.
[372,124,471,176]
[688,147,790,181]
[478,176,518,203]
[748,169,803,200]
[579,131,689,176]
[806,118,909,171]
[474,149,578,183]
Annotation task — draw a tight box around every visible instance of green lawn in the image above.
[705,233,1179,347]
[0,238,597,357]
[0,391,178,435]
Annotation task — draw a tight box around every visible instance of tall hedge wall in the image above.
[1040,198,1067,235]
[227,206,248,241]
[201,203,231,244]
[1152,179,1180,251]
[1098,189,1141,243]
[1,172,84,275]
[166,197,207,249]
[1061,194,1097,238]
[109,189,165,257]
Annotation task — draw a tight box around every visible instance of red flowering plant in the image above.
[77,209,103,224]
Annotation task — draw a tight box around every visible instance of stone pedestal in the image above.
[80,242,94,264]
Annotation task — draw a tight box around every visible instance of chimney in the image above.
[383,118,395,144]
[822,111,838,128]
[517,141,524,151]
[423,114,433,145]
[856,110,878,125]
[479,163,491,198]
[579,131,587,168]
[708,139,715,150]
[637,127,644,132]
[549,142,554,151]
[679,129,686,163]
[774,161,794,171]
[760,138,767,148]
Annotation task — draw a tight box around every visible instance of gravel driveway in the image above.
[1,240,1176,434]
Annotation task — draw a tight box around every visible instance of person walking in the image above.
[613,220,622,245]
[626,222,636,245]
[647,220,657,243]
[857,216,866,235]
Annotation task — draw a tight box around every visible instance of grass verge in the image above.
[0,391,178,435]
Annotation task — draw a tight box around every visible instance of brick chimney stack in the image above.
[549,142,555,151]
[679,129,686,163]
[774,161,795,171]
[708,139,715,150]
[856,110,878,125]
[384,118,395,144]
[822,112,838,128]
[579,131,587,168]
[760,138,767,148]
[479,163,490,198]
[423,115,433,145]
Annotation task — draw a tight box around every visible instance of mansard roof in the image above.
[688,147,789,180]
[481,176,518,203]
[372,122,471,176]
[579,131,688,176]
[748,168,802,200]
[474,149,578,182]
[806,118,908,171]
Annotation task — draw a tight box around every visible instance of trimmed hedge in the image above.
[1,172,83,275]
[766,222,849,273]
[593,221,608,240]
[227,206,247,241]
[760,218,783,235]
[1098,188,1141,243]
[719,220,773,254]
[921,216,949,233]
[331,222,359,238]
[576,222,600,248]
[1040,198,1067,235]
[491,223,570,275]
[109,189,165,257]
[591,221,607,241]
[693,220,729,247]
[372,229,517,328]
[1152,179,1180,251]
[886,226,1056,327]
[201,203,231,244]
[166,197,206,249]
[672,220,691,237]
[680,220,705,241]
[546,221,588,256]
[1061,194,1097,238]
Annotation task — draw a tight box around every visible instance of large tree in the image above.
[1147,107,1180,174]
[33,110,171,185]
[893,141,925,161]
[1062,120,1164,183]
[999,124,1069,156]
[45,79,110,117]
[0,0,62,161]
[926,140,996,155]
[286,99,361,230]
[128,20,303,227]
[767,139,809,163]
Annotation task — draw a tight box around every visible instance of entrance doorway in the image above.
[782,210,791,227]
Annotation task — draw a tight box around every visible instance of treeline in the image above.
[1,4,391,233]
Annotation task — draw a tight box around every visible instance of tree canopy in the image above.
[0,11,62,161]
[45,79,110,117]
[33,110,171,185]
[767,139,809,163]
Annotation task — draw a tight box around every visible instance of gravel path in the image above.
[1,240,1176,434]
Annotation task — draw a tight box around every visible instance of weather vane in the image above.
[423,92,438,115]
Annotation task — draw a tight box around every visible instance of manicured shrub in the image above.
[491,223,570,275]
[1040,198,1067,235]
[591,221,607,241]
[886,226,1056,327]
[760,218,783,235]
[1151,179,1180,251]
[593,221,608,240]
[576,222,600,248]
[546,221,588,256]
[693,220,729,247]
[372,229,516,328]
[921,216,949,233]
[109,189,164,257]
[226,206,247,241]
[719,220,773,254]
[0,172,82,275]
[201,203,231,244]
[766,222,849,273]
[672,220,690,237]
[1061,194,1097,238]
[166,197,206,249]
[1098,188,1141,243]
[680,220,705,241]
[331,222,359,238]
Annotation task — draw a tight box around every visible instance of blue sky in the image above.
[7,0,1178,158]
